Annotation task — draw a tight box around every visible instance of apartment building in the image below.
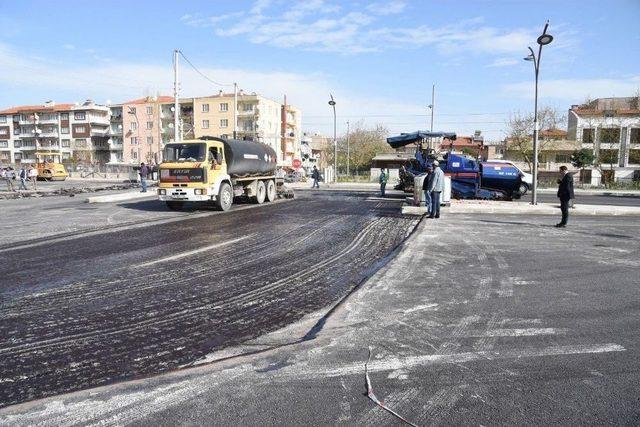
[0,100,110,166]
[568,96,640,183]
[190,91,300,166]
[281,97,302,167]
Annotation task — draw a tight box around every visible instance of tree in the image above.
[571,148,595,185]
[323,122,389,176]
[505,106,566,171]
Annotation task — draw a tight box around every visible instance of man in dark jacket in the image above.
[311,166,320,189]
[379,169,388,197]
[139,162,149,193]
[556,165,574,227]
[422,165,433,214]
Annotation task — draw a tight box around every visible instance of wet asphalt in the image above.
[0,190,416,408]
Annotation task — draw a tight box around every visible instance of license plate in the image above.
[171,194,187,200]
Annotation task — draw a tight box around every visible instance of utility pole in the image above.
[430,84,435,132]
[346,120,350,176]
[328,94,337,183]
[173,49,180,143]
[233,82,238,139]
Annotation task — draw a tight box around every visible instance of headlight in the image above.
[194,188,202,195]
[158,189,166,195]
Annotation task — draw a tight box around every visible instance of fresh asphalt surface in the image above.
[1,212,638,425]
[0,190,416,408]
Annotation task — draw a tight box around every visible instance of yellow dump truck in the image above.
[158,137,283,211]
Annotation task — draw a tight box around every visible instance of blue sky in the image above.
[1,0,639,140]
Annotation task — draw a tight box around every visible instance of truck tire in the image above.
[216,182,233,211]
[266,179,276,202]
[166,201,184,211]
[255,180,266,204]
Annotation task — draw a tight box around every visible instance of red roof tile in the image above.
[0,103,74,114]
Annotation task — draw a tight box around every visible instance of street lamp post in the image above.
[524,20,553,205]
[328,94,337,183]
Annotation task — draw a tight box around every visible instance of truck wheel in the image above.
[518,183,529,195]
[166,201,184,211]
[216,182,233,211]
[265,179,276,202]
[255,180,266,204]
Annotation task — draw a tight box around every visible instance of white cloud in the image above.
[486,58,519,68]
[502,76,640,102]
[62,44,75,50]
[366,1,406,16]
[184,2,575,57]
[0,42,426,138]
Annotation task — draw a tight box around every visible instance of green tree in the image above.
[571,148,595,170]
[324,122,389,176]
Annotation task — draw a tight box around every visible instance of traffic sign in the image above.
[292,159,302,169]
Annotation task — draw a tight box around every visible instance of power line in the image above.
[178,51,234,88]
[302,112,511,118]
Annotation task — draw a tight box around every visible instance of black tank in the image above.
[221,138,277,177]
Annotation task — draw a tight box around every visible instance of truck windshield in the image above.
[164,143,206,162]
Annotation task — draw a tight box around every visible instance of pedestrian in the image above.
[139,162,149,193]
[427,160,445,219]
[3,167,15,191]
[556,165,574,228]
[422,165,433,213]
[311,165,320,189]
[18,166,28,190]
[28,164,38,190]
[379,169,388,197]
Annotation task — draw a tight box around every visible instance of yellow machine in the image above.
[35,152,69,181]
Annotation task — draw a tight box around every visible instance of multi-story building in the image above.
[0,100,110,166]
[281,96,302,167]
[568,96,640,183]
[190,91,299,166]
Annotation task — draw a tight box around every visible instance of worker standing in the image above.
[18,166,28,191]
[556,165,574,228]
[379,169,388,197]
[311,166,320,189]
[139,162,149,193]
[28,164,38,190]
[422,165,433,214]
[428,161,445,219]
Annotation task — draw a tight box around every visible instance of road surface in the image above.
[0,190,416,408]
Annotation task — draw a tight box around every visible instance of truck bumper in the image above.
[157,187,212,202]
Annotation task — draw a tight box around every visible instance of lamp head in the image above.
[537,34,553,45]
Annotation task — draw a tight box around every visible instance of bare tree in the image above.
[505,106,567,171]
[323,122,389,176]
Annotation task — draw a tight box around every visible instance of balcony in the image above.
[40,130,59,137]
[38,116,58,124]
[238,107,259,117]
[91,127,111,137]
[89,116,111,126]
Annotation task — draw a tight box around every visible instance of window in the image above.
[131,150,138,160]
[582,128,594,144]
[598,149,619,165]
[600,128,620,144]
[556,154,571,163]
[62,139,70,147]
[62,153,71,160]
[0,128,7,136]
[220,119,228,128]
[202,120,209,129]
[14,127,20,135]
[75,125,86,133]
[74,111,86,120]
[220,103,228,112]
[14,140,22,148]
[75,138,87,149]
[630,128,640,144]
[146,121,153,130]
[13,115,20,122]
[0,141,8,148]
[146,106,153,115]
[14,152,22,160]
[0,116,5,123]
[131,137,138,145]
[129,107,136,115]
[130,122,137,131]
[243,103,253,112]
[629,150,640,164]
[61,127,69,134]
[0,151,9,159]
[202,104,210,113]
[147,136,153,145]
[60,113,69,120]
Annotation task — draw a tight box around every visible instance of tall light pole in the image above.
[328,94,337,183]
[346,120,350,177]
[524,20,553,205]
[429,84,435,132]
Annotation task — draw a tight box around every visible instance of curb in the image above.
[402,202,640,216]
[86,191,157,204]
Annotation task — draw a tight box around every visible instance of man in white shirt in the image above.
[27,164,38,190]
